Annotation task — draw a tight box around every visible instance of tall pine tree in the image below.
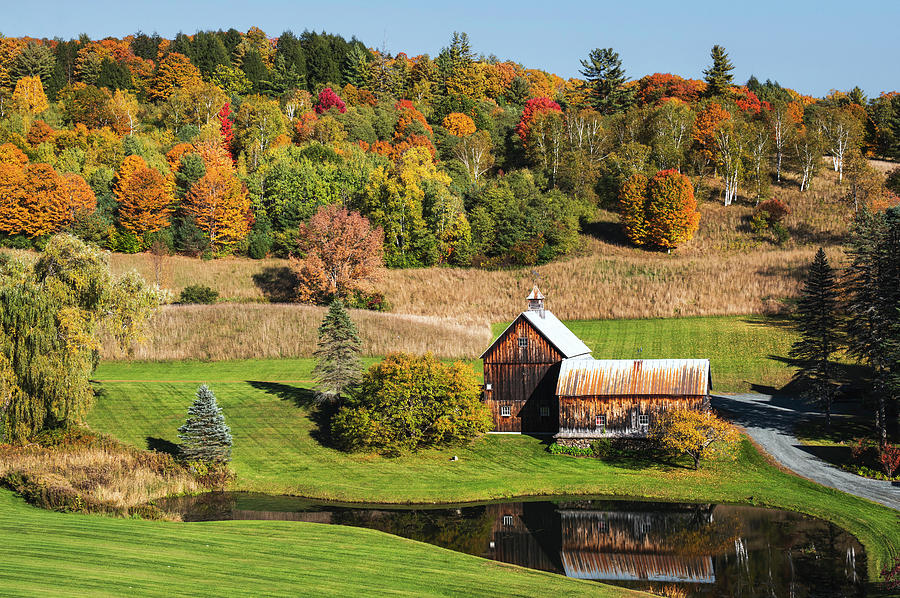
[845,208,900,444]
[579,48,633,115]
[703,45,735,97]
[790,248,840,426]
[313,300,362,403]
[178,385,233,463]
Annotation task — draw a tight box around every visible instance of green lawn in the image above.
[544,315,798,393]
[0,490,639,598]
[87,354,899,581]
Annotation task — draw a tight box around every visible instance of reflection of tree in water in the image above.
[157,492,237,521]
[709,507,866,598]
[330,507,495,556]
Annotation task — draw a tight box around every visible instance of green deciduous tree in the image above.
[0,235,159,442]
[178,384,233,463]
[579,47,633,115]
[790,248,841,426]
[313,299,363,403]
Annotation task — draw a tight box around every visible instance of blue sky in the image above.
[3,0,898,98]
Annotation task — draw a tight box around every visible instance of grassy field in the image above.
[0,490,641,598]
[86,357,898,580]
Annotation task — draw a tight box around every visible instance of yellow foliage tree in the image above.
[651,408,739,469]
[11,75,48,115]
[149,53,202,102]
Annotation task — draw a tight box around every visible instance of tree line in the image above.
[0,29,898,286]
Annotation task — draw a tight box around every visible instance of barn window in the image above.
[595,414,606,428]
[517,336,528,348]
[500,405,511,417]
[502,515,514,526]
[540,405,549,417]
[638,414,649,428]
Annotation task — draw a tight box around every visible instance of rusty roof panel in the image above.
[561,552,715,583]
[556,359,710,397]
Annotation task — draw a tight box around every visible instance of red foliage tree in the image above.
[515,97,561,143]
[290,204,384,303]
[218,102,234,160]
[636,73,705,105]
[733,86,771,114]
[315,87,346,114]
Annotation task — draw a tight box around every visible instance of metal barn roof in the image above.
[481,309,592,360]
[556,358,710,397]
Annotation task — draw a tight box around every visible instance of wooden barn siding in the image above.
[483,317,563,433]
[558,395,707,437]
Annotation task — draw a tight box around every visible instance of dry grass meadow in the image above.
[5,164,891,362]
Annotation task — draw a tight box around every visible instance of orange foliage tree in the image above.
[0,163,95,237]
[26,120,55,146]
[618,169,700,250]
[165,142,195,171]
[442,112,476,137]
[645,169,701,249]
[692,102,731,164]
[0,143,27,166]
[184,167,251,249]
[290,204,384,303]
[115,164,175,235]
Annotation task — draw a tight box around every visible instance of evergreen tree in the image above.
[845,208,900,444]
[790,248,840,426]
[275,31,308,90]
[191,31,230,79]
[703,45,735,97]
[131,31,162,60]
[178,384,233,462]
[343,43,371,88]
[579,47,633,115]
[312,299,362,403]
[97,58,133,91]
[240,49,269,93]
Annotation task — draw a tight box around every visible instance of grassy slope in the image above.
[88,356,898,578]
[0,491,638,598]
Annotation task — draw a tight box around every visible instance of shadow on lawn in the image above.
[247,381,338,448]
[146,437,180,456]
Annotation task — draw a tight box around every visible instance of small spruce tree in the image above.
[703,45,735,97]
[178,385,233,462]
[790,248,840,426]
[313,299,362,403]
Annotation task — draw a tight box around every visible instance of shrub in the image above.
[548,443,593,457]
[755,198,791,223]
[344,289,391,312]
[331,353,492,455]
[178,284,219,304]
[880,444,900,478]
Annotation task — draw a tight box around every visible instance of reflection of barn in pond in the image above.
[558,505,715,583]
[483,501,717,584]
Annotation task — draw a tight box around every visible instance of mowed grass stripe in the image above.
[1,492,638,598]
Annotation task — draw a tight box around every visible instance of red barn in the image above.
[481,287,710,440]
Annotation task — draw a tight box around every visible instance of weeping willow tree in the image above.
[0,235,159,443]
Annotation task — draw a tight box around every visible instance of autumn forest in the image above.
[0,27,898,307]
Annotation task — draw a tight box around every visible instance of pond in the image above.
[156,493,867,597]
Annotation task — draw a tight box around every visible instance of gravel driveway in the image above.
[710,393,900,511]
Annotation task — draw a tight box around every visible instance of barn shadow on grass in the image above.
[146,437,180,456]
[252,266,298,302]
[247,381,338,448]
